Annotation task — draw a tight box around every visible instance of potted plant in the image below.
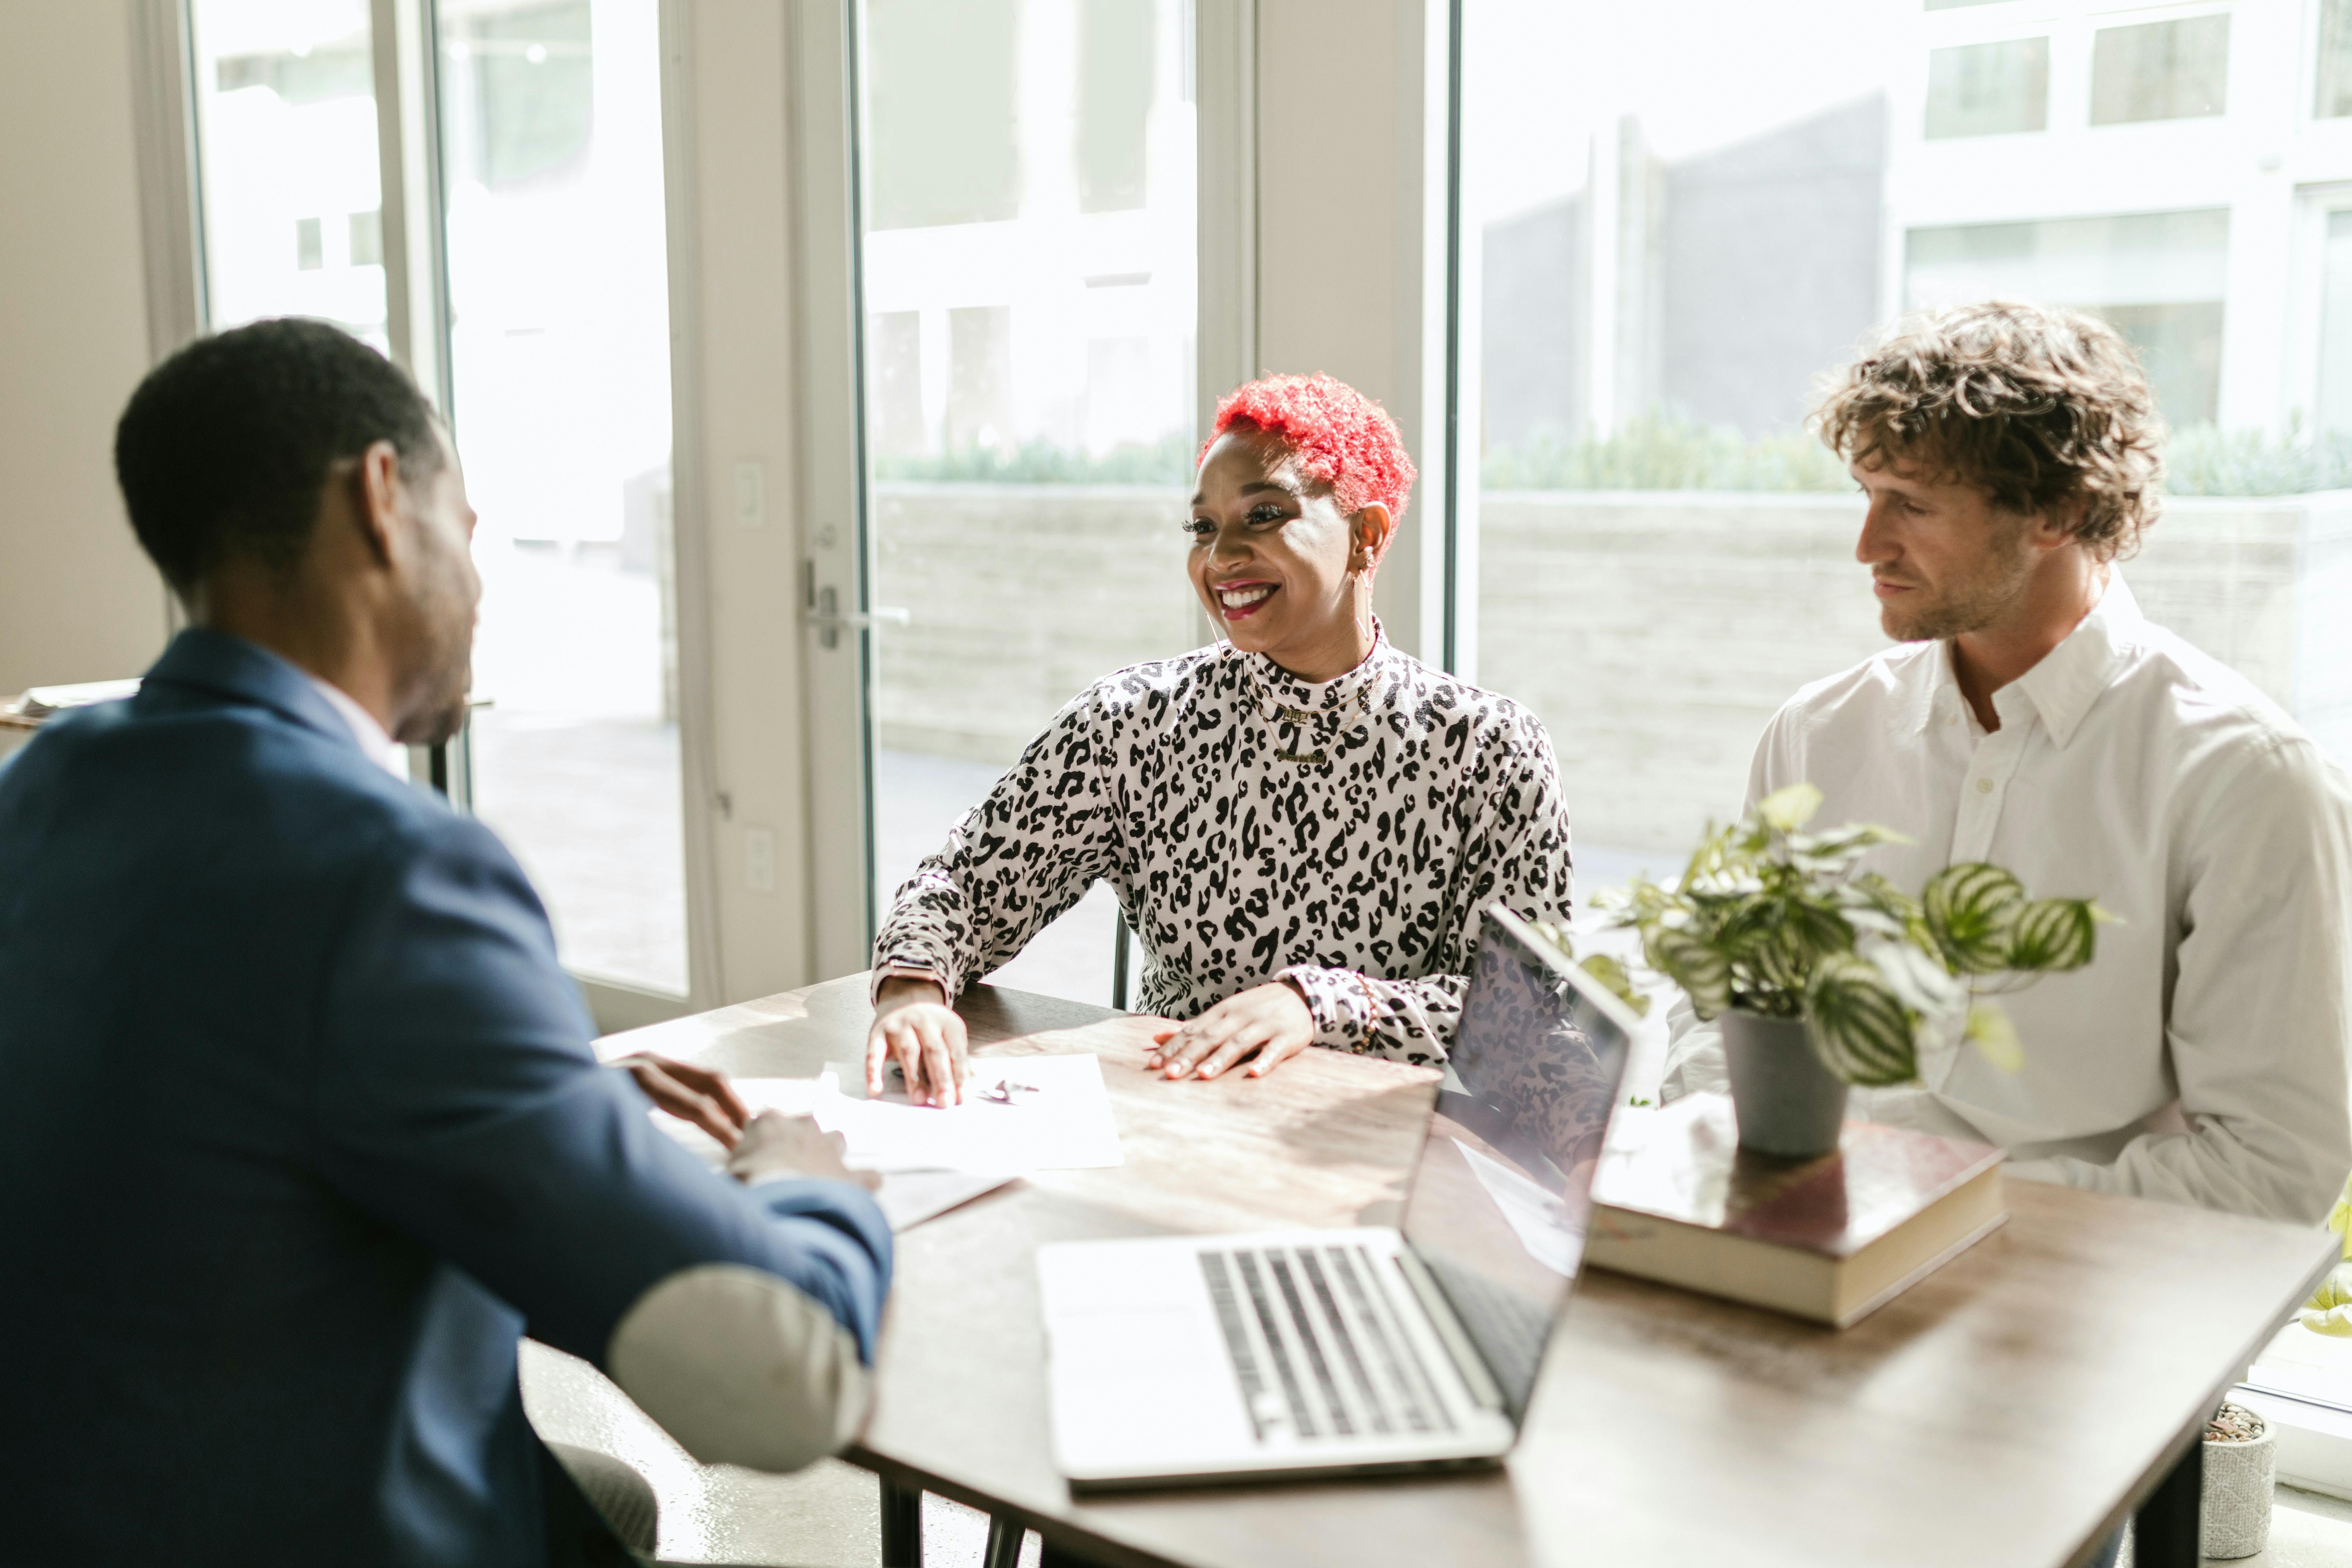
[2202,1402,2276,1559]
[1597,783,2107,1158]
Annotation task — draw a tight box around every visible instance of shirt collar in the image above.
[303,673,402,769]
[2007,573,2141,749]
[1243,616,1394,709]
[1897,574,2139,750]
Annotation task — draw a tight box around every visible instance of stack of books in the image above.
[1585,1094,2007,1327]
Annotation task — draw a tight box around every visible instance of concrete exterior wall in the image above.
[874,484,2352,867]
[1479,490,2348,858]
[872,484,1198,761]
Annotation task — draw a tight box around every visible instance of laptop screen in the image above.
[1397,906,1634,1422]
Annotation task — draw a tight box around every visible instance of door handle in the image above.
[804,584,910,648]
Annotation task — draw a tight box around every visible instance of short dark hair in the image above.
[1813,301,2165,562]
[114,317,443,590]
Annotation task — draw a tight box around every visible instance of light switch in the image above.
[745,826,776,893]
[734,461,765,529]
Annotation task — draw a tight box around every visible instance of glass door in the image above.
[187,0,387,352]
[432,0,690,999]
[849,0,1202,1006]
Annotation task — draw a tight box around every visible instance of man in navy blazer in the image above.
[0,319,892,1566]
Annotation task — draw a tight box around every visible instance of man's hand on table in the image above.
[612,1051,751,1148]
[867,975,972,1107]
[728,1111,881,1191]
[1147,980,1315,1081]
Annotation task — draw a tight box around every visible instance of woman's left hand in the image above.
[1147,981,1317,1081]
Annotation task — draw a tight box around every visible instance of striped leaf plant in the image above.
[1597,783,2110,1087]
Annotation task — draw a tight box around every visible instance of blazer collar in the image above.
[140,628,366,754]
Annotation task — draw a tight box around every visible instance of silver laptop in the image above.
[1037,905,1640,1489]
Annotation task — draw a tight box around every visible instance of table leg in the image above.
[2132,1435,2203,1568]
[982,1514,1026,1568]
[880,1476,923,1567]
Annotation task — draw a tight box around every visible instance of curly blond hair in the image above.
[1813,301,2165,560]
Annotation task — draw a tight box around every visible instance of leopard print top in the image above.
[872,627,1575,1065]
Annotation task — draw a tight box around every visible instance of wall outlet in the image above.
[734,461,765,528]
[744,826,776,894]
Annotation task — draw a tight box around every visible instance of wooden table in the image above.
[603,976,2339,1568]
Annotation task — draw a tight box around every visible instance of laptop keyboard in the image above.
[1418,1254,1553,1416]
[1198,1243,1456,1442]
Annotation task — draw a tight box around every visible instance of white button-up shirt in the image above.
[1663,577,2352,1222]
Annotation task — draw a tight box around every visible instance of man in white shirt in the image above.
[1662,301,2352,1224]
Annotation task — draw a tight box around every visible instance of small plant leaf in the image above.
[1923,863,2026,975]
[1647,926,1731,1020]
[1965,1002,2025,1074]
[2003,897,2101,972]
[1804,952,1919,1086]
[1576,954,1651,1018]
[1862,936,1963,1018]
[1757,782,1823,834]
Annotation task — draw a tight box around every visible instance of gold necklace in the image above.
[1237,653,1378,765]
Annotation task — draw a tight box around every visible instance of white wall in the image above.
[0,1,173,695]
[669,2,821,1001]
[1254,0,1448,664]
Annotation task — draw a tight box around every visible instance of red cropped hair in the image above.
[1204,372,1416,523]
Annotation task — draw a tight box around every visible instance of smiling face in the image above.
[1187,429,1391,681]
[1852,455,2041,643]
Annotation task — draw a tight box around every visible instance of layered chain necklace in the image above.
[1238,652,1379,766]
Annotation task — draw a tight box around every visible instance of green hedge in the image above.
[869,417,2352,498]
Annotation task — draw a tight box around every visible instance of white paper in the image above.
[1456,1140,1585,1278]
[868,1169,1019,1231]
[817,1054,1123,1174]
[732,1074,839,1119]
[684,1073,1019,1231]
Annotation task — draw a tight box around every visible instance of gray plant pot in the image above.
[1721,1009,1851,1159]
[2202,1407,2277,1560]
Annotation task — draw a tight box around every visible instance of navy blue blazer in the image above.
[0,629,892,1566]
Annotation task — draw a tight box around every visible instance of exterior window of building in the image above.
[1906,210,2229,426]
[2320,0,2352,117]
[2090,15,2230,125]
[867,0,1021,230]
[1458,0,2352,1462]
[2318,212,2352,435]
[348,209,382,267]
[435,0,689,996]
[1925,37,2049,139]
[1078,0,1152,213]
[186,0,385,347]
[859,0,1198,1006]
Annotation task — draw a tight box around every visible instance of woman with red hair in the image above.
[865,373,1573,1102]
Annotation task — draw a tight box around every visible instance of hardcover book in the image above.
[1584,1094,2007,1327]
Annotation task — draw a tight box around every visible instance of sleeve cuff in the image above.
[869,963,952,1008]
[1278,965,1369,1051]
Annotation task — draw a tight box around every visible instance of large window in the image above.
[184,0,691,1001]
[855,0,1198,1007]
[1458,0,2352,1478]
[435,0,687,998]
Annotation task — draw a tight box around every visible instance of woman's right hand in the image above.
[866,975,971,1107]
